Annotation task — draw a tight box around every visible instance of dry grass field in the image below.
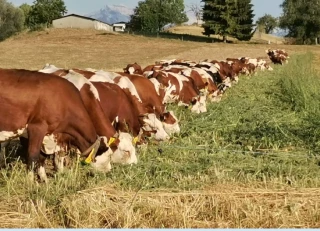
[1,28,320,228]
[0,28,313,71]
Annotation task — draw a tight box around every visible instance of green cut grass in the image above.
[1,52,320,228]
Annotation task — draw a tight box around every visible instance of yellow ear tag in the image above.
[84,148,95,164]
[188,105,193,110]
[133,136,139,144]
[108,137,116,146]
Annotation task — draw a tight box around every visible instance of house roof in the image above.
[113,21,127,25]
[53,14,112,26]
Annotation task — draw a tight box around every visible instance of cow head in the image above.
[88,136,116,172]
[123,63,142,75]
[189,95,207,114]
[160,111,180,135]
[110,132,137,165]
[139,113,170,141]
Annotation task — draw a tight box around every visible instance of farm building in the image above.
[113,22,127,32]
[52,14,113,32]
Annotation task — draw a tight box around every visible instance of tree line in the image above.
[0,0,319,45]
[0,0,66,41]
[129,0,320,45]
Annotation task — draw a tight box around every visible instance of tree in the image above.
[231,0,255,41]
[129,0,188,33]
[280,0,320,44]
[202,0,228,41]
[188,3,202,25]
[256,14,278,34]
[0,0,25,41]
[202,0,254,42]
[27,0,67,29]
[19,3,32,28]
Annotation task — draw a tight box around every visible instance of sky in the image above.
[10,0,283,22]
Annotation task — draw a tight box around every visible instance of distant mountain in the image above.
[86,4,133,25]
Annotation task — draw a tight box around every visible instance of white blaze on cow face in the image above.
[111,132,137,165]
[143,113,170,141]
[0,125,28,142]
[91,136,113,173]
[65,70,101,101]
[162,111,180,135]
[191,95,207,114]
[116,77,143,103]
[128,67,135,74]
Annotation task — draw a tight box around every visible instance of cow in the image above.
[160,65,222,102]
[152,70,207,113]
[91,81,143,139]
[64,68,180,139]
[39,66,138,166]
[123,63,143,75]
[265,49,289,65]
[0,68,114,183]
[114,72,180,137]
[123,63,163,76]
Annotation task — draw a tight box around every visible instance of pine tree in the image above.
[202,0,229,42]
[232,0,255,41]
[201,0,255,42]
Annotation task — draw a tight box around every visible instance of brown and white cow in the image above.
[266,49,289,65]
[152,70,207,113]
[0,69,112,182]
[74,69,180,138]
[40,65,137,166]
[114,72,181,137]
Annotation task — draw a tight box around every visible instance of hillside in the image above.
[0,28,304,72]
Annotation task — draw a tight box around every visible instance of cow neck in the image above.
[79,85,117,138]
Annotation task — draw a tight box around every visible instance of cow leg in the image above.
[26,124,47,183]
[38,153,48,183]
